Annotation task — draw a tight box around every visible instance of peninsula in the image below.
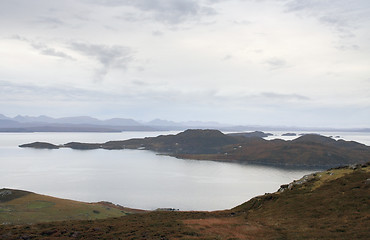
[20,129,370,168]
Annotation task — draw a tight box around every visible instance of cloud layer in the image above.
[0,0,369,127]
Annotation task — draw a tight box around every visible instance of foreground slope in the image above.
[0,189,136,225]
[1,163,369,239]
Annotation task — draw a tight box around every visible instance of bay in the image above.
[1,131,367,211]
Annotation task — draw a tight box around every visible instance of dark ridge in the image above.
[293,134,337,144]
[293,134,368,149]
[282,133,297,136]
[228,130,273,138]
[63,142,101,150]
[19,142,59,149]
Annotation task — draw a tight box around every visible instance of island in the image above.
[19,129,370,168]
[282,132,297,136]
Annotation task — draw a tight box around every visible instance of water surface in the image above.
[2,131,365,210]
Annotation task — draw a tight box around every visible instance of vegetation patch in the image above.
[27,201,55,209]
[0,192,127,225]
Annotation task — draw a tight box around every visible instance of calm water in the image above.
[0,131,368,211]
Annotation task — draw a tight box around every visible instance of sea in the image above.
[0,131,369,211]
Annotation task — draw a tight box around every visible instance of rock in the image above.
[349,164,361,170]
[0,190,12,197]
[365,179,370,185]
[278,184,289,192]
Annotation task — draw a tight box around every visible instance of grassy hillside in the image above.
[1,163,369,239]
[0,189,132,225]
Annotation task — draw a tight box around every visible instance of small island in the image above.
[282,133,297,136]
[19,142,60,149]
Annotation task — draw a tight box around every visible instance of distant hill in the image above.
[0,114,228,132]
[0,114,152,132]
[20,129,370,168]
[1,113,370,132]
[19,142,59,149]
[1,163,368,239]
[228,130,273,138]
[104,129,240,154]
[0,119,21,128]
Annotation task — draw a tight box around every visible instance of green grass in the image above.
[0,191,127,224]
[27,200,55,209]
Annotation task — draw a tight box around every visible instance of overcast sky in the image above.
[1,0,369,127]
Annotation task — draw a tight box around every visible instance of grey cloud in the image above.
[260,92,310,101]
[335,44,360,51]
[214,91,310,104]
[232,20,252,25]
[69,42,134,80]
[31,42,74,60]
[284,0,370,39]
[318,15,355,38]
[12,35,74,60]
[152,30,164,36]
[222,54,232,61]
[131,79,146,85]
[284,0,315,12]
[117,12,148,22]
[0,80,118,102]
[0,80,86,101]
[157,89,310,105]
[35,16,65,28]
[264,57,288,69]
[254,49,264,54]
[70,42,133,68]
[87,0,216,24]
[136,66,145,72]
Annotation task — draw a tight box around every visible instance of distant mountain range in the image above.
[0,114,230,132]
[0,114,369,132]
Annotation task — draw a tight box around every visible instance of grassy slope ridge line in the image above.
[0,163,369,239]
[0,189,141,225]
[20,129,370,168]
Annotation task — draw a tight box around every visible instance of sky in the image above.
[0,0,369,128]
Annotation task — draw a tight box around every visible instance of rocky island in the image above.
[20,129,370,168]
[282,132,297,136]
